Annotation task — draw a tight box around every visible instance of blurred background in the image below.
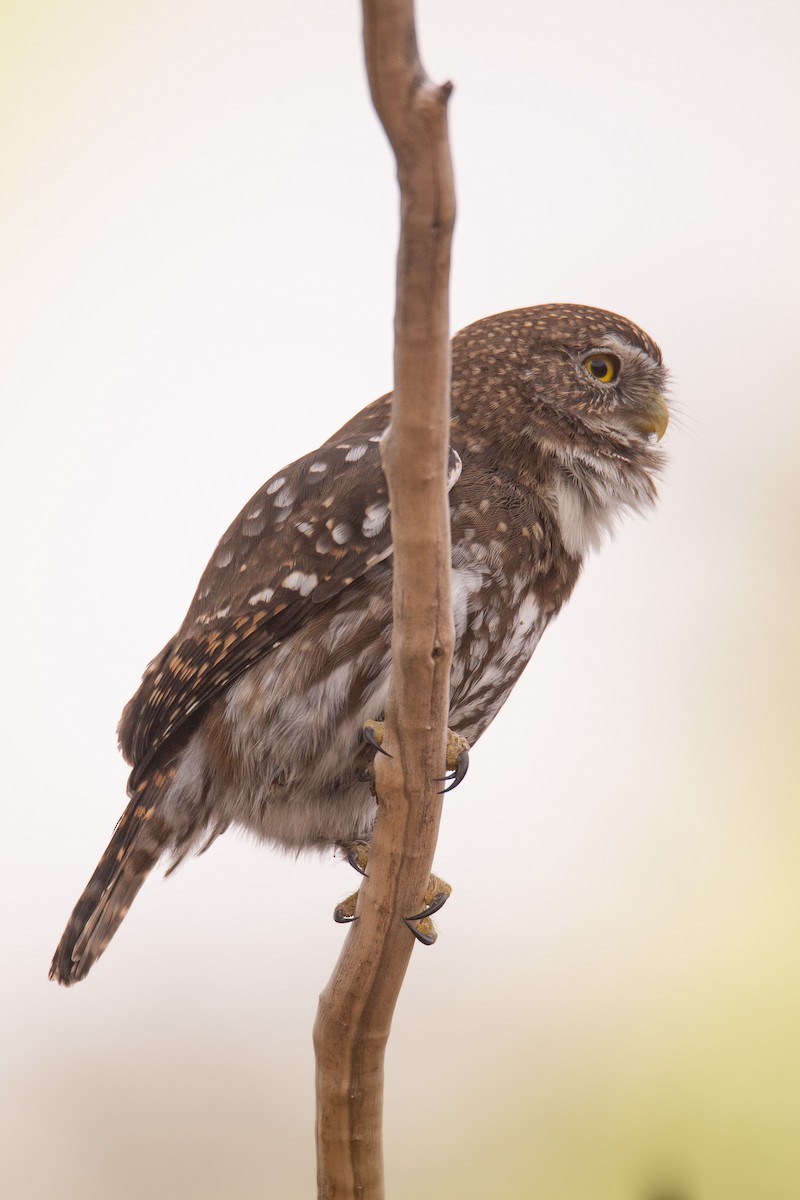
[2,1,799,1196]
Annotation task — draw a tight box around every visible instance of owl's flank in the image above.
[50,303,669,986]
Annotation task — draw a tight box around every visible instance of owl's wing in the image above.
[119,397,462,783]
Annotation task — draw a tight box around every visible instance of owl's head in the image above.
[450,303,670,555]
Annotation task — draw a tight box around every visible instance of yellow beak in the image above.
[628,392,669,442]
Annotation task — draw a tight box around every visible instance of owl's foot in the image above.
[403,873,452,945]
[334,843,452,944]
[333,891,359,924]
[362,720,470,792]
[343,840,369,877]
[362,719,391,759]
[333,843,367,922]
[436,730,470,793]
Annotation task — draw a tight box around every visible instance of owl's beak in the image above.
[627,392,669,442]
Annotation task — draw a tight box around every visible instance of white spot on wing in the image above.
[362,502,389,538]
[249,587,275,606]
[194,604,231,626]
[273,485,296,509]
[345,445,368,462]
[243,516,266,537]
[281,570,318,596]
[266,476,286,495]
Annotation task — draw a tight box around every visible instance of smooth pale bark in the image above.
[313,2,455,1196]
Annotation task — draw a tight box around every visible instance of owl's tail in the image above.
[49,781,173,986]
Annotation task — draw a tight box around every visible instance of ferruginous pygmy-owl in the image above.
[50,303,669,985]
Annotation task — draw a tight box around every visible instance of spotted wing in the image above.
[119,395,462,782]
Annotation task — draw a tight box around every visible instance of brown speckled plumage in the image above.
[50,303,669,985]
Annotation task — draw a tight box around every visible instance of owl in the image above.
[50,303,669,985]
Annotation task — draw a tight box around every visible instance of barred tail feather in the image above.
[49,788,172,986]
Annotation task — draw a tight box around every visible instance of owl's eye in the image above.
[583,352,620,384]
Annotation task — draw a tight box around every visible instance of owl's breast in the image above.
[448,557,550,744]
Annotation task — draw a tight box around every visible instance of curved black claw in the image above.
[333,892,359,923]
[345,842,369,877]
[436,748,470,794]
[405,872,452,922]
[405,891,450,922]
[403,873,452,938]
[363,720,392,757]
[403,915,438,946]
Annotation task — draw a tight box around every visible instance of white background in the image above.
[2,2,799,1196]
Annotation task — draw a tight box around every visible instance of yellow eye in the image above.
[583,352,620,384]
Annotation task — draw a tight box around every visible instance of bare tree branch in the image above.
[313,2,456,1196]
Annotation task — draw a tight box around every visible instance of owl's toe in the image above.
[341,840,370,876]
[402,914,438,945]
[435,729,470,792]
[364,720,470,793]
[362,719,391,757]
[333,891,359,923]
[403,872,452,944]
[405,873,451,922]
